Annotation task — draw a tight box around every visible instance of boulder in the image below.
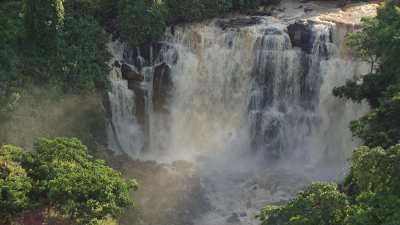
[121,63,144,82]
[287,21,313,53]
[153,63,173,113]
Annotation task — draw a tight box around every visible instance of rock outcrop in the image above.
[153,62,173,113]
[287,20,314,53]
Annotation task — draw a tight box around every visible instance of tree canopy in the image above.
[0,138,137,225]
[333,0,400,148]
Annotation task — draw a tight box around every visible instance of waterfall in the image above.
[106,14,370,225]
[106,42,144,157]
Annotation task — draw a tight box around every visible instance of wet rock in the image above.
[121,63,144,82]
[277,7,286,12]
[125,42,165,70]
[247,10,272,17]
[258,0,281,5]
[101,90,112,118]
[227,213,240,223]
[113,60,121,68]
[216,17,262,30]
[336,0,348,8]
[304,6,313,13]
[287,21,313,53]
[127,80,146,128]
[153,62,173,113]
[239,212,248,217]
[264,27,283,35]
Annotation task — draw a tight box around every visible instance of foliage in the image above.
[24,0,64,52]
[120,0,167,47]
[333,0,400,148]
[258,145,400,225]
[258,183,349,225]
[343,145,400,225]
[0,0,24,112]
[164,0,234,23]
[0,146,32,223]
[23,0,111,93]
[31,138,137,224]
[232,0,258,10]
[119,0,261,47]
[0,0,111,116]
[55,7,111,92]
[0,138,136,224]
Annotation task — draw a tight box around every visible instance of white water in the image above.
[107,15,369,225]
[106,42,144,158]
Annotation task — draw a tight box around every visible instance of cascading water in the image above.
[106,5,372,225]
[106,42,144,158]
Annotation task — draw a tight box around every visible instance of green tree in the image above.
[258,183,349,225]
[343,145,400,225]
[55,5,111,93]
[120,0,167,47]
[24,0,64,51]
[30,138,137,224]
[0,146,32,224]
[0,0,24,112]
[0,138,136,224]
[333,0,400,148]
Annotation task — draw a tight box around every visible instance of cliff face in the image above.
[106,0,377,159]
[102,1,379,225]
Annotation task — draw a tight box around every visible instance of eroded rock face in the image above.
[128,82,146,127]
[216,17,263,30]
[124,42,165,70]
[121,63,144,82]
[153,62,173,113]
[287,20,313,53]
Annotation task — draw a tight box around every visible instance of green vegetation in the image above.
[119,0,263,47]
[333,0,400,148]
[0,0,110,115]
[259,1,400,225]
[258,183,348,225]
[0,138,136,225]
[120,0,168,47]
[0,146,32,224]
[24,0,64,51]
[259,145,400,225]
